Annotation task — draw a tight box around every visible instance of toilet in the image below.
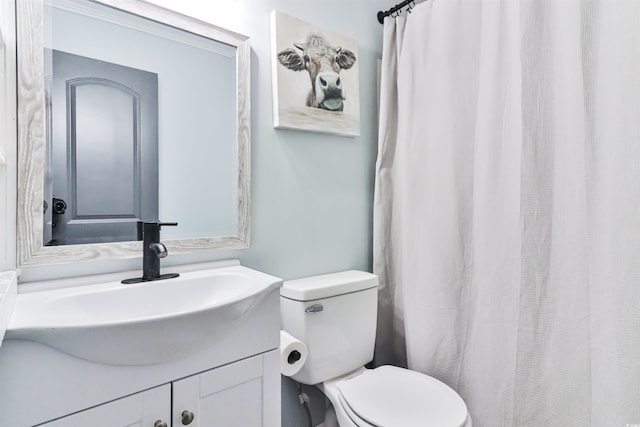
[281,271,472,427]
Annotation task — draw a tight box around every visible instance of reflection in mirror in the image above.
[17,0,250,265]
[44,49,160,245]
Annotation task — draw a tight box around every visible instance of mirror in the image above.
[17,0,250,266]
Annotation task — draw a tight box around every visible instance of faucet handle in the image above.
[157,222,178,228]
[138,221,178,229]
[136,221,178,240]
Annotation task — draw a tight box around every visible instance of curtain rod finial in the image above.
[377,11,385,24]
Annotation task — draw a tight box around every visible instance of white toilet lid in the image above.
[338,391,377,427]
[337,366,468,427]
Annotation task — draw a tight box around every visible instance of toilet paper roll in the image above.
[280,330,308,377]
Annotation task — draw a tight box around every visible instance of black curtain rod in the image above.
[377,0,415,24]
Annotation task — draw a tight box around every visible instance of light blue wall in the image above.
[163,5,387,284]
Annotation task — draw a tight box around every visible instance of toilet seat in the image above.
[336,366,469,427]
[337,390,376,427]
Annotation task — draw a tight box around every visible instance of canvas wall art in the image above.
[270,11,360,137]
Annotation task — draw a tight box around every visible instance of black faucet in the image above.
[122,221,179,284]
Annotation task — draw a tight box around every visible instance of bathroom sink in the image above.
[6,262,282,365]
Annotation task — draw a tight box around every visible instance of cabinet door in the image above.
[172,350,280,427]
[40,384,171,427]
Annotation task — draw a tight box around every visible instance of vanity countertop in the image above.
[0,271,17,347]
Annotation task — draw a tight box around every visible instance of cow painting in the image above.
[277,33,356,112]
[271,11,360,136]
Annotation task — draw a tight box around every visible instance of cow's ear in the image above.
[335,48,356,70]
[278,48,306,71]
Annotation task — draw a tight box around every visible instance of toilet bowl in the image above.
[320,366,472,427]
[281,271,472,427]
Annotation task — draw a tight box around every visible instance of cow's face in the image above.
[278,34,356,111]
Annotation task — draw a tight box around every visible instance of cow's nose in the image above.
[315,71,346,109]
[317,72,342,90]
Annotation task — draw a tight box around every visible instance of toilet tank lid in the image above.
[281,271,378,301]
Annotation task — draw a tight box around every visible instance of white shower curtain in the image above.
[373,1,640,426]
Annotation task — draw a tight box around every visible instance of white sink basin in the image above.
[6,262,282,365]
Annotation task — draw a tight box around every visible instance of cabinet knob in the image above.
[154,421,168,427]
[181,410,195,425]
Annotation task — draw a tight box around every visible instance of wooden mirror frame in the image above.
[16,0,250,267]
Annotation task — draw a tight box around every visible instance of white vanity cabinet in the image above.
[172,350,279,427]
[40,385,171,427]
[39,350,280,427]
[0,274,282,427]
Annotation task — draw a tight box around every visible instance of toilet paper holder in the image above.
[287,350,302,364]
[280,330,308,377]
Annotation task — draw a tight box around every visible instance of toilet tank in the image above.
[280,271,378,385]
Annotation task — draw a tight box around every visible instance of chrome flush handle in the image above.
[305,303,324,313]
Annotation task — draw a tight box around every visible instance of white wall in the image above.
[0,0,16,272]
